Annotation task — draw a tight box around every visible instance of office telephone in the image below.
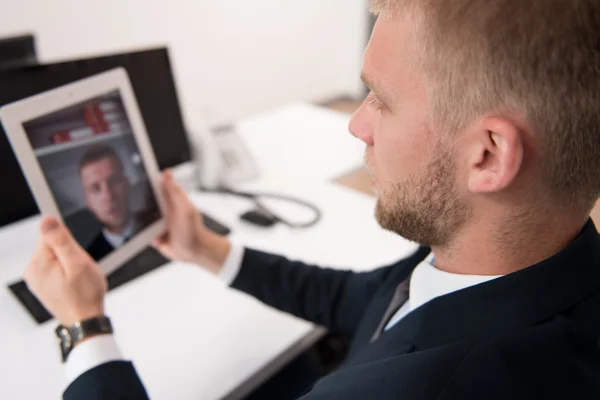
[188,122,322,229]
[188,123,260,190]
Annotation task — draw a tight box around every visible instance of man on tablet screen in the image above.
[78,144,139,261]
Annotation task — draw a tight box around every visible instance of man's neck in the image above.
[431,213,589,276]
[103,215,132,236]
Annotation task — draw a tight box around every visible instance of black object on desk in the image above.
[203,213,231,235]
[0,34,37,71]
[9,247,170,324]
[240,207,279,227]
[8,215,230,324]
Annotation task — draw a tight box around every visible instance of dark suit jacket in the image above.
[64,220,600,399]
[86,232,114,262]
[85,211,159,261]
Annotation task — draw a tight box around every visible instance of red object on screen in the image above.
[50,131,71,144]
[83,103,109,134]
[50,127,95,144]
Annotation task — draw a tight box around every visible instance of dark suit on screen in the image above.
[86,232,114,261]
[84,211,157,261]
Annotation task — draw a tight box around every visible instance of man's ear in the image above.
[467,118,524,194]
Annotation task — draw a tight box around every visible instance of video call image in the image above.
[23,90,160,261]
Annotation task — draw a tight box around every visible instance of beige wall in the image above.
[0,0,369,129]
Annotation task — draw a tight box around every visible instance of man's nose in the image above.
[99,184,117,202]
[107,187,119,203]
[348,101,374,146]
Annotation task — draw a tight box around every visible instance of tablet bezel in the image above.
[0,67,167,276]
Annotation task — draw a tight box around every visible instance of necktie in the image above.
[121,234,132,246]
[370,277,411,343]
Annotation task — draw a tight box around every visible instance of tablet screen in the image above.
[22,90,161,261]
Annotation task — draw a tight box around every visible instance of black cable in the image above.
[198,185,322,229]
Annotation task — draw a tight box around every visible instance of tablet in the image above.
[0,68,166,275]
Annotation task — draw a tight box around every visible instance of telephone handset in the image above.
[188,123,260,190]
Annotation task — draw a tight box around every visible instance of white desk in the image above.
[0,104,417,400]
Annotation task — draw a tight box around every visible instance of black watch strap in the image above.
[56,316,113,362]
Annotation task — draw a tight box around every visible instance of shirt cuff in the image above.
[65,334,124,386]
[218,243,245,286]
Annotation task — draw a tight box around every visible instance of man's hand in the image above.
[153,170,231,274]
[24,218,107,327]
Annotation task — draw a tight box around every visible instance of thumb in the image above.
[41,217,85,268]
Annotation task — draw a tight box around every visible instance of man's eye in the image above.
[366,92,384,111]
[108,176,124,187]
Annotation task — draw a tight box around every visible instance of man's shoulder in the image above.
[436,323,600,399]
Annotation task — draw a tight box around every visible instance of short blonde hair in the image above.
[370,0,600,211]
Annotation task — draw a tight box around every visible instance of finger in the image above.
[162,175,191,223]
[166,174,197,215]
[170,176,191,202]
[160,172,176,225]
[40,217,86,270]
[161,170,174,205]
[152,232,169,248]
[164,171,185,199]
[30,239,56,269]
[152,240,169,255]
[151,234,175,260]
[24,240,61,288]
[160,173,173,207]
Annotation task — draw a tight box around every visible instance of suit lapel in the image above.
[412,220,600,350]
[369,278,410,343]
[347,219,600,367]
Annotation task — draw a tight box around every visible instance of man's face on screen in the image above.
[80,157,130,233]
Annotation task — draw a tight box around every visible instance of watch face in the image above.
[54,317,112,362]
[55,325,72,349]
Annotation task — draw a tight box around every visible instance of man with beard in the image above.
[22,0,600,398]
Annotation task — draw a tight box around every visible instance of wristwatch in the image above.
[55,316,113,362]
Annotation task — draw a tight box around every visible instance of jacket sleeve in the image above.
[231,248,425,337]
[63,361,149,400]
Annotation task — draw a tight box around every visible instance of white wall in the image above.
[0,0,368,131]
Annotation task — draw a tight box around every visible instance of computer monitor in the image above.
[0,47,191,228]
[0,34,37,70]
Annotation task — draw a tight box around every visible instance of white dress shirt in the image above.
[102,218,140,249]
[383,253,502,331]
[64,245,502,386]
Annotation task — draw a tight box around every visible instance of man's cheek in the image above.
[92,198,106,213]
